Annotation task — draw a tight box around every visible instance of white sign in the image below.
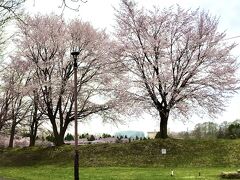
[161,148,166,154]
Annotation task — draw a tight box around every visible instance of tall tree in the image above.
[15,14,121,146]
[192,122,218,139]
[0,0,25,129]
[114,0,239,138]
[1,60,31,147]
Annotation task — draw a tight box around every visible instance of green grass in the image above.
[1,138,240,167]
[0,166,235,179]
[0,138,240,179]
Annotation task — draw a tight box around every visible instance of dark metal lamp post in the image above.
[71,50,80,180]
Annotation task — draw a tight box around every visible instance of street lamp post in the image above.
[71,50,80,180]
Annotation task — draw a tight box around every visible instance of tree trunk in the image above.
[9,123,16,148]
[50,114,70,146]
[29,135,36,147]
[54,133,65,146]
[50,126,65,146]
[29,91,41,147]
[0,122,4,131]
[51,124,67,146]
[159,109,170,139]
[29,120,38,147]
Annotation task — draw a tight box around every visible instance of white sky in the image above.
[23,0,240,135]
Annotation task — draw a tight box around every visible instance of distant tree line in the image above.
[170,120,240,139]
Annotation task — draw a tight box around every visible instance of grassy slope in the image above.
[0,138,240,167]
[0,139,240,179]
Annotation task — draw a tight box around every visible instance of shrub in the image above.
[102,133,111,138]
[155,132,161,139]
[88,135,95,141]
[228,123,240,138]
[79,134,85,139]
[46,134,55,142]
[117,136,123,140]
[64,133,74,141]
[80,133,89,139]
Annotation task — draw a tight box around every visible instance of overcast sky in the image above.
[23,0,240,135]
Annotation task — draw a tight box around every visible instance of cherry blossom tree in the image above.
[15,14,123,146]
[114,0,239,138]
[0,59,31,147]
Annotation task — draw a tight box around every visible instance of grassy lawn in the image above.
[0,166,234,180]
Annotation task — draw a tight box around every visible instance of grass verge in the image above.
[0,166,236,180]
